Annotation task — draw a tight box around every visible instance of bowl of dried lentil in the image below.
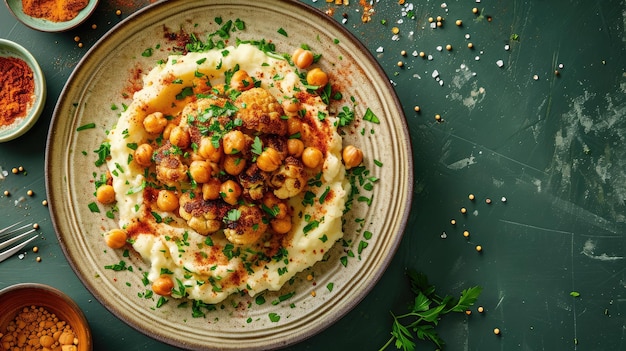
[0,38,46,143]
[0,283,92,351]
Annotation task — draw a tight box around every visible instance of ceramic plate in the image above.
[45,1,412,349]
[4,0,98,32]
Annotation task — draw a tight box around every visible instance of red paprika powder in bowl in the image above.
[0,39,46,142]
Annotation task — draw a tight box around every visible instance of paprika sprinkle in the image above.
[21,0,89,22]
[0,56,35,129]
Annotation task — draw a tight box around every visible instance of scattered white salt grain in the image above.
[558,63,564,69]
[436,45,443,51]
[376,46,384,53]
[342,18,347,24]
[465,33,471,39]
[441,3,447,8]
[428,55,434,60]
[439,80,444,86]
[430,22,437,29]
[533,74,539,80]
[441,232,448,239]
[412,50,418,57]
[501,197,507,203]
[496,60,504,68]
[475,56,480,61]
[432,70,439,78]
[504,44,510,51]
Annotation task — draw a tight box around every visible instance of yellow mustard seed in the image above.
[419,51,426,58]
[493,328,501,335]
[33,246,39,253]
[436,21,443,27]
[391,27,400,34]
[456,19,463,26]
[400,50,407,56]
[468,42,474,49]
[307,274,313,281]
[27,190,33,196]
[42,199,48,206]
[428,17,434,23]
[11,167,18,174]
[434,114,442,122]
[436,16,442,22]
[477,306,485,313]
[311,291,317,297]
[33,223,39,229]
[413,105,420,112]
[485,198,492,204]
[446,44,452,51]
[463,230,470,238]
[475,245,482,252]
[3,190,9,196]
[73,36,80,42]
[450,219,456,225]
[397,61,404,67]
[469,194,475,200]
[460,207,467,214]
[78,42,84,48]
[472,7,479,14]
[18,166,24,172]
[36,256,42,262]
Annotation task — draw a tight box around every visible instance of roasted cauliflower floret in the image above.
[270,156,307,199]
[224,205,268,245]
[178,193,229,235]
[238,164,269,201]
[153,143,189,188]
[235,88,287,135]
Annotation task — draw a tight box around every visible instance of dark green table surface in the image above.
[1,0,625,350]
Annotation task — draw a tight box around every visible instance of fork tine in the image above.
[0,228,37,250]
[0,221,25,235]
[0,234,39,263]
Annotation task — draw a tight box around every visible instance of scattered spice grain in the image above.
[463,230,470,238]
[493,327,501,335]
[477,306,484,313]
[27,189,34,196]
[3,190,9,196]
[468,194,475,201]
[475,245,482,252]
[42,199,48,206]
[460,207,467,214]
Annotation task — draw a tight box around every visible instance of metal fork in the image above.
[0,222,38,263]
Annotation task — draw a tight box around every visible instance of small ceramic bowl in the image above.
[0,38,46,142]
[4,0,99,32]
[0,283,92,351]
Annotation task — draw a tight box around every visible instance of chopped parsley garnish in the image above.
[76,123,96,131]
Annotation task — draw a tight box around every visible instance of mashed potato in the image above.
[104,44,350,303]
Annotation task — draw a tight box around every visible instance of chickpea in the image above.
[189,160,212,183]
[58,332,75,345]
[202,178,222,200]
[282,98,301,114]
[230,70,254,91]
[220,179,242,205]
[198,137,222,162]
[342,145,363,169]
[306,67,329,87]
[104,228,128,249]
[223,155,246,175]
[271,217,292,234]
[287,117,302,135]
[292,48,314,69]
[302,146,323,168]
[222,130,245,154]
[96,184,115,204]
[287,138,304,157]
[152,276,174,296]
[162,122,177,141]
[263,193,288,219]
[157,190,179,212]
[169,126,190,149]
[142,112,168,134]
[134,143,154,167]
[256,147,282,172]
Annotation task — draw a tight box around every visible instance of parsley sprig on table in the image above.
[380,270,482,351]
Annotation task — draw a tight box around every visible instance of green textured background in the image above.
[1,0,625,350]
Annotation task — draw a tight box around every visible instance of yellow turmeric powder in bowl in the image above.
[21,0,89,22]
[5,0,99,32]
